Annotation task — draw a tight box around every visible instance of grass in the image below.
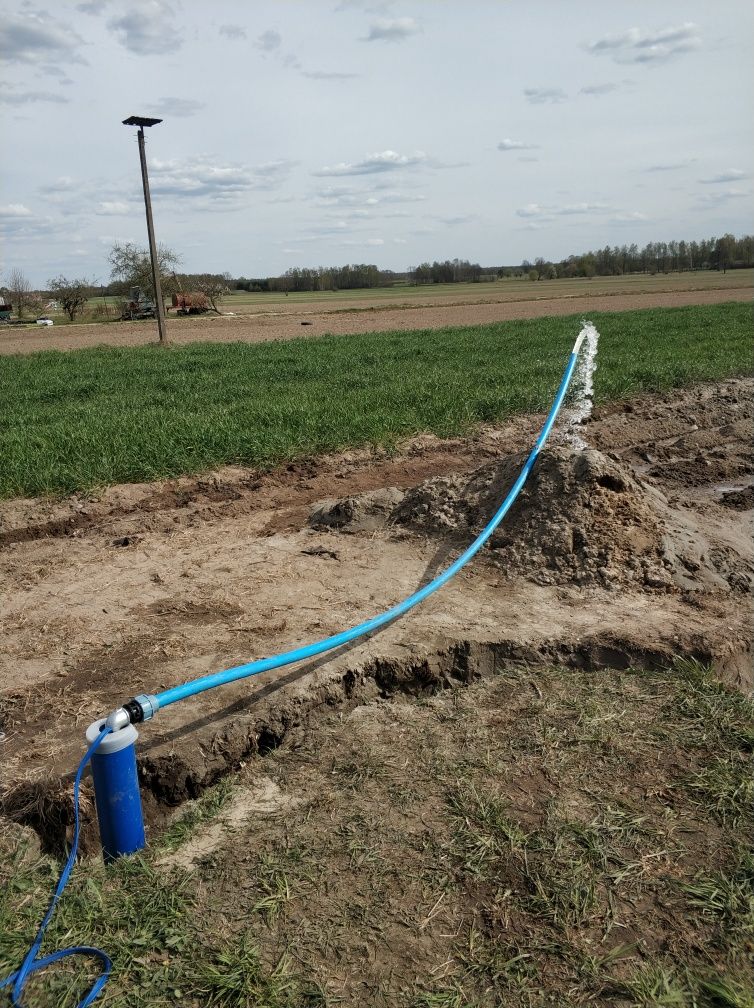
[158,777,235,853]
[0,302,751,498]
[1,660,752,1006]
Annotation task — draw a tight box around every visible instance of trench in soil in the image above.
[3,629,747,857]
[2,378,751,858]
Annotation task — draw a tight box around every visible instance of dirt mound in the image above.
[309,487,405,532]
[313,445,753,595]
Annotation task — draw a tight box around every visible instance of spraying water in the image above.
[565,320,599,450]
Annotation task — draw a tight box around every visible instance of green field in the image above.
[28,268,754,327]
[1,302,751,498]
[222,268,754,311]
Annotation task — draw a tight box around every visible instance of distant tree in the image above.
[6,268,32,318]
[189,273,232,312]
[47,275,92,321]
[715,233,736,273]
[108,241,181,301]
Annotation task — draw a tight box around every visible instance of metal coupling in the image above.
[105,707,131,732]
[123,694,159,723]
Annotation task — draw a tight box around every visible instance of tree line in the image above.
[518,233,753,281]
[3,233,751,322]
[236,233,752,290]
[242,264,395,292]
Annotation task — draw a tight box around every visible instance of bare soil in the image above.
[1,286,750,355]
[0,379,751,857]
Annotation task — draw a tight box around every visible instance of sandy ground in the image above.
[1,285,750,355]
[0,378,751,849]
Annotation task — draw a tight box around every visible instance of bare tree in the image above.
[6,268,32,318]
[108,241,181,300]
[47,276,92,322]
[190,273,232,313]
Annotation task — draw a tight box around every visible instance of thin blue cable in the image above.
[153,334,585,712]
[1,725,113,1008]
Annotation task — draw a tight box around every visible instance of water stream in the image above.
[565,320,600,450]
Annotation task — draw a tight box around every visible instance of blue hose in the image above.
[3,331,585,1007]
[152,331,586,713]
[1,726,113,1008]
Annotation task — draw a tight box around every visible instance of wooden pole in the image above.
[136,126,167,344]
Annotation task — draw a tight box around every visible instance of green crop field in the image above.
[30,268,752,327]
[0,302,751,499]
[222,268,754,311]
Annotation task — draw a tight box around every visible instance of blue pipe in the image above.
[146,331,586,715]
[1,726,113,1008]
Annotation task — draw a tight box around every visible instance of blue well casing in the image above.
[85,719,146,863]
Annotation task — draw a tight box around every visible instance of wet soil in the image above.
[0,378,751,852]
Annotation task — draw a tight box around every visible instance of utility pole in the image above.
[122,115,167,344]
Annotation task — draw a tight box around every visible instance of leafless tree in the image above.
[47,276,92,322]
[6,268,32,318]
[190,273,232,313]
[108,241,181,300]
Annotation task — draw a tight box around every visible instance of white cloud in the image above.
[695,188,749,207]
[95,201,132,215]
[580,82,620,96]
[39,177,77,194]
[699,169,746,184]
[147,155,296,200]
[37,63,75,83]
[556,202,610,215]
[611,211,650,224]
[314,185,425,210]
[0,203,33,218]
[584,23,701,64]
[524,87,567,104]
[77,0,111,12]
[0,84,69,105]
[0,9,86,68]
[515,201,611,219]
[438,214,476,226]
[219,23,247,40]
[255,29,282,52]
[498,138,539,151]
[362,18,421,42]
[146,97,205,118]
[644,161,689,172]
[314,150,427,177]
[252,160,299,185]
[302,70,359,80]
[0,203,55,237]
[516,203,548,218]
[107,1,178,56]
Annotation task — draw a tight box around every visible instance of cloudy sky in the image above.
[2,0,752,284]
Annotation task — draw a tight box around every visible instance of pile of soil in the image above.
[312,444,753,595]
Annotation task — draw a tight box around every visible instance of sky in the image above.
[1,0,752,285]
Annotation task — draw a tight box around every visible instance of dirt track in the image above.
[0,378,751,852]
[1,286,750,355]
